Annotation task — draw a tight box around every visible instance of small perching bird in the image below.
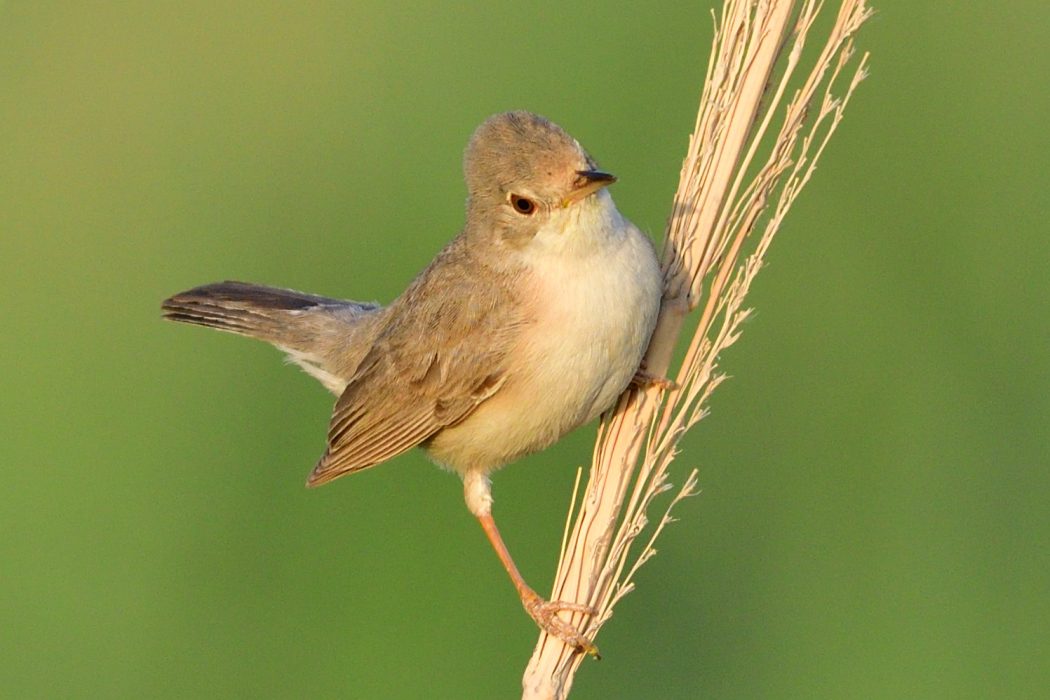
[162,111,663,656]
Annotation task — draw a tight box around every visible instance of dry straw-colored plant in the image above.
[521,1,872,697]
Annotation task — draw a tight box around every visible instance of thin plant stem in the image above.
[521,1,872,698]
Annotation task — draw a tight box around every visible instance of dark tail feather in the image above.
[161,281,378,347]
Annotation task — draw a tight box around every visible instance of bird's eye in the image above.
[510,194,536,215]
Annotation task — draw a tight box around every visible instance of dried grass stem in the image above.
[521,2,871,698]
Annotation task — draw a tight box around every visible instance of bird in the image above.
[162,110,664,656]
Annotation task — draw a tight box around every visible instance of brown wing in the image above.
[306,246,525,487]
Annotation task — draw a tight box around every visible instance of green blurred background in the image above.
[2,1,1047,698]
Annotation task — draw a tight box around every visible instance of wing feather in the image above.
[306,244,527,487]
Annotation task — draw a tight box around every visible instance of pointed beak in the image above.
[563,169,617,207]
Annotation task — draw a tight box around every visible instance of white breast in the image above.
[522,190,661,418]
[426,189,662,474]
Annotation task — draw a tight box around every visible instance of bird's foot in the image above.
[630,368,678,392]
[521,589,601,659]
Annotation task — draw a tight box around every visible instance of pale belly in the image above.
[425,218,661,475]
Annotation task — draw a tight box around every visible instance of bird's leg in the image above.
[630,367,678,391]
[476,512,600,658]
[464,472,600,658]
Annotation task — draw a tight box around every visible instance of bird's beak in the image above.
[563,169,617,207]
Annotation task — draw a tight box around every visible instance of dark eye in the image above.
[510,194,536,215]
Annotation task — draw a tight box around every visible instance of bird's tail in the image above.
[162,281,381,392]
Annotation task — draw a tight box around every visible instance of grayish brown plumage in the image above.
[162,111,662,656]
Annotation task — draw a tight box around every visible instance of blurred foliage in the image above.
[1,1,1047,698]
